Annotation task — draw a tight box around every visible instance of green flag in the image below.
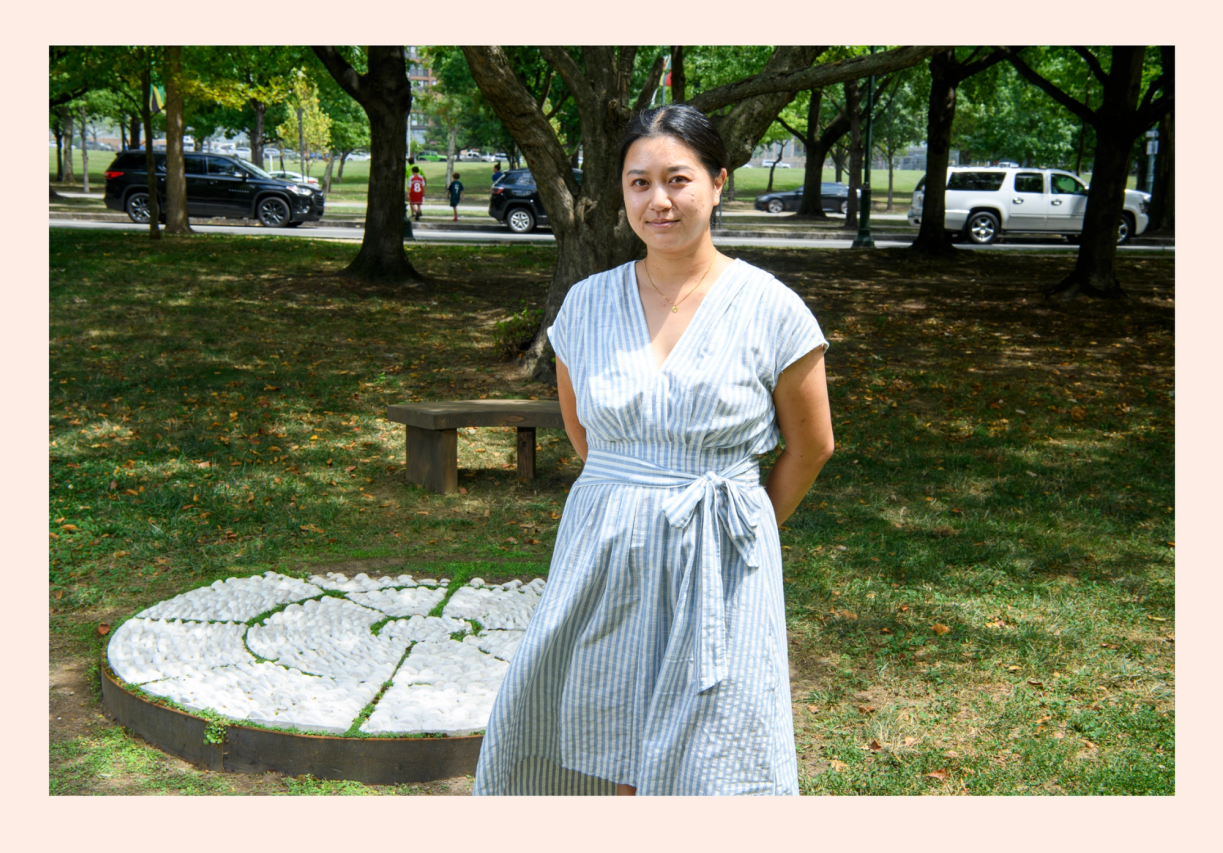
[149,85,165,116]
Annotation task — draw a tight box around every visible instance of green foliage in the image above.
[494,300,545,361]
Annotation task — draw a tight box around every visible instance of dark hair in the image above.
[618,104,727,181]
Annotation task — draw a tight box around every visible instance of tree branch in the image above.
[633,54,666,113]
[1135,94,1174,131]
[311,46,363,104]
[1072,46,1108,84]
[670,46,686,103]
[538,46,594,109]
[957,47,1008,81]
[1003,48,1096,126]
[687,46,941,113]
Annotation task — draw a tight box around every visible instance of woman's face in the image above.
[622,135,726,257]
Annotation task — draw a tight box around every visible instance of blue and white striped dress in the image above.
[472,258,829,796]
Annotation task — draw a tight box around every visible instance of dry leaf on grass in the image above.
[931,623,951,635]
[925,769,950,781]
[829,760,848,772]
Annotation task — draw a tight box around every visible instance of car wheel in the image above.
[506,207,536,234]
[125,191,151,224]
[767,199,784,214]
[1116,213,1135,245]
[966,211,1000,245]
[840,199,849,215]
[257,197,291,227]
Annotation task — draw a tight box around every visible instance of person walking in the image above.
[492,161,503,184]
[447,172,464,221]
[471,104,835,796]
[407,166,426,221]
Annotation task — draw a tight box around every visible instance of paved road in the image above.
[49,218,1175,253]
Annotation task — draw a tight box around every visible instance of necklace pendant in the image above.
[671,305,679,313]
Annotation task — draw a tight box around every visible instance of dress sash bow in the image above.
[577,449,766,692]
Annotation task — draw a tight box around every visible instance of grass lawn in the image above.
[49,231,1174,795]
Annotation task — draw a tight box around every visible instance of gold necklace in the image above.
[643,255,718,314]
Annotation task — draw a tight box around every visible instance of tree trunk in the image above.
[1047,49,1147,299]
[337,151,350,180]
[1147,106,1174,232]
[727,169,734,202]
[322,153,335,194]
[796,90,851,218]
[844,79,861,230]
[909,51,958,256]
[130,114,141,150]
[54,118,64,181]
[163,46,192,234]
[141,63,161,240]
[61,108,75,185]
[886,150,895,211]
[445,125,456,188]
[1134,138,1148,193]
[313,46,420,283]
[250,99,266,167]
[79,104,89,193]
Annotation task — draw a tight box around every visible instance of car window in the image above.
[207,158,242,177]
[947,171,1006,191]
[1051,174,1087,195]
[1014,173,1044,194]
[184,158,207,175]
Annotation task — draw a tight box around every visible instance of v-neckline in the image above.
[629,258,738,373]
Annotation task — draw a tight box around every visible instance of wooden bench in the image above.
[387,400,565,493]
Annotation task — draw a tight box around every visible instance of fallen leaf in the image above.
[458,487,468,494]
[807,704,819,713]
[839,609,858,620]
[60,524,78,532]
[1146,615,1166,622]
[931,623,951,635]
[96,623,110,636]
[868,740,883,752]
[903,737,917,747]
[1070,406,1086,421]
[899,604,909,612]
[925,769,950,781]
[54,590,64,600]
[858,705,876,715]
[1007,665,1021,672]
[829,760,848,772]
[1028,680,1045,688]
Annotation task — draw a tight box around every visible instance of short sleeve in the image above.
[771,285,829,387]
[547,286,577,368]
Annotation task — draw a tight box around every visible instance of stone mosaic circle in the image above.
[106,571,544,735]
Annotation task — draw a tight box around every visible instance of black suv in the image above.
[103,150,325,227]
[488,168,581,233]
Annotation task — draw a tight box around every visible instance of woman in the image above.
[472,104,834,796]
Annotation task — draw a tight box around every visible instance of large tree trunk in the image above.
[250,99,266,167]
[163,46,192,235]
[61,108,75,185]
[312,46,420,283]
[79,104,89,194]
[141,63,161,240]
[844,79,861,230]
[129,114,141,150]
[795,90,827,218]
[909,51,958,256]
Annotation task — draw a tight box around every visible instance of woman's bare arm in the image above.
[764,347,835,525]
[556,358,589,463]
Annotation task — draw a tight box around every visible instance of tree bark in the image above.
[794,89,831,218]
[337,150,350,180]
[909,51,959,256]
[79,105,89,193]
[54,118,65,181]
[61,107,75,185]
[322,153,335,194]
[669,46,686,103]
[250,99,266,168]
[140,62,161,240]
[130,114,141,150]
[1147,105,1174,233]
[312,46,420,283]
[163,46,192,234]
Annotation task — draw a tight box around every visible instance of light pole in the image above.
[852,46,876,248]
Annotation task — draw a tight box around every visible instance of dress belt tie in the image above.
[576,449,766,693]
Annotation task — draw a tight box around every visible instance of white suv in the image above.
[908,166,1150,245]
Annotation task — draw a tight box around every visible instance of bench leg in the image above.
[516,427,536,481]
[404,425,457,493]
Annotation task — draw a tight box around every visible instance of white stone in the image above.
[136,572,322,622]
[247,596,408,681]
[442,584,542,630]
[107,618,252,685]
[345,585,446,618]
[462,629,526,662]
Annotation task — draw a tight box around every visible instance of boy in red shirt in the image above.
[407,166,426,221]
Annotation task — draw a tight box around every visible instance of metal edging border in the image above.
[99,653,484,785]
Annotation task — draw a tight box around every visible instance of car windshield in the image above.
[238,159,274,179]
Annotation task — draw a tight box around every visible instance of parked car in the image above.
[103,150,325,227]
[754,182,857,215]
[907,166,1150,245]
[268,169,321,188]
[418,151,445,162]
[491,152,509,162]
[760,159,792,169]
[459,151,485,162]
[488,168,582,233]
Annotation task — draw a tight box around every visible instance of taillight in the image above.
[491,187,503,195]
[105,171,124,180]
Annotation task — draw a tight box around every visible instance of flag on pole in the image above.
[150,86,165,116]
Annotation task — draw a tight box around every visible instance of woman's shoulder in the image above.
[730,259,806,311]
[564,262,632,306]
